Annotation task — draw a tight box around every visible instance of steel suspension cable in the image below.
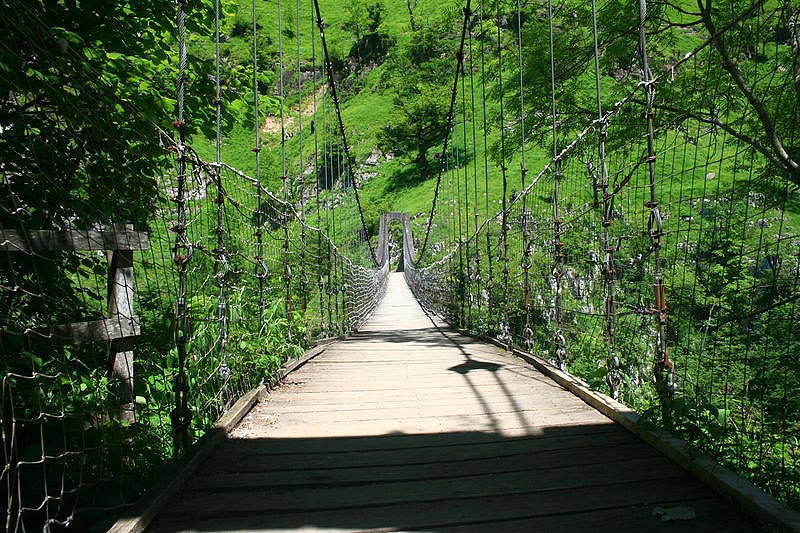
[467,20,482,328]
[478,0,494,328]
[212,0,231,404]
[252,0,266,322]
[590,0,621,399]
[516,0,532,349]
[311,0,325,336]
[638,0,674,424]
[170,0,192,455]
[312,0,377,265]
[496,0,511,345]
[592,0,622,400]
[460,51,472,327]
[278,0,294,338]
[325,98,339,332]
[449,139,455,247]
[417,0,472,264]
[456,114,465,327]
[322,93,334,332]
[297,0,308,315]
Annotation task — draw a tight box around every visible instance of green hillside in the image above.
[194,0,799,251]
[191,0,522,243]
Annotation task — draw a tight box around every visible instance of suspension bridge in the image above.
[2,0,800,531]
[144,269,759,532]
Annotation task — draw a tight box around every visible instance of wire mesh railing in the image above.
[408,0,800,510]
[0,0,393,528]
[3,0,799,529]
[0,135,388,531]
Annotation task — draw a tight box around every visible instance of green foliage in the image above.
[378,21,460,180]
[343,0,388,58]
[0,0,230,226]
[507,0,800,185]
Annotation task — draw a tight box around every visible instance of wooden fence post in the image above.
[1,225,148,423]
[107,223,136,423]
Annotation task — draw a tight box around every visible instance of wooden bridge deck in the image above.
[148,273,755,532]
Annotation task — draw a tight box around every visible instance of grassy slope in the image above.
[193,0,795,255]
[191,0,517,237]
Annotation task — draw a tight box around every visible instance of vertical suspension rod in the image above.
[591,0,621,399]
[171,0,192,455]
[478,0,494,327]
[638,0,674,423]
[297,0,308,314]
[253,0,266,322]
[311,0,325,336]
[516,0,532,348]
[496,0,511,345]
[460,50,472,328]
[278,0,294,337]
[467,19,483,328]
[213,0,230,398]
[549,0,567,370]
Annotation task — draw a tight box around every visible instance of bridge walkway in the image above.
[148,273,754,532]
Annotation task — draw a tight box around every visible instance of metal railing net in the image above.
[406,0,800,510]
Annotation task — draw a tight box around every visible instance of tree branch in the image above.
[662,0,701,17]
[790,7,800,102]
[698,0,799,181]
[643,100,793,177]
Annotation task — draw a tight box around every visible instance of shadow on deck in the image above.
[148,424,754,532]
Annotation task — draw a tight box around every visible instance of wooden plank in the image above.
[262,400,598,425]
[290,366,550,383]
[33,315,142,344]
[235,412,614,440]
[150,477,733,531]
[0,228,149,252]
[192,432,650,478]
[226,422,621,455]
[188,453,666,490]
[109,340,331,533]
[265,343,330,388]
[264,390,582,413]
[433,497,754,533]
[152,497,753,533]
[174,458,693,513]
[264,376,564,402]
[263,380,564,395]
[281,376,555,392]
[214,385,267,433]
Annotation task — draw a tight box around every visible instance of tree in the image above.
[0,0,229,227]
[378,23,457,180]
[343,0,368,47]
[506,0,799,185]
[343,1,391,65]
[406,0,418,32]
[692,0,799,184]
[380,86,451,179]
[0,0,260,345]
